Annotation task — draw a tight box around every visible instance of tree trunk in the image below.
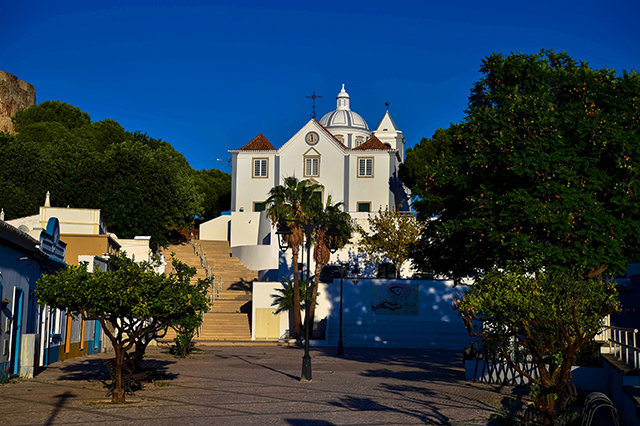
[291,246,303,338]
[132,337,148,372]
[534,392,556,425]
[112,346,126,403]
[307,261,323,335]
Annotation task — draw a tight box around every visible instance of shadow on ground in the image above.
[228,278,253,293]
[56,357,178,388]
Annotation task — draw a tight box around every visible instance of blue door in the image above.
[10,289,24,375]
[93,320,101,353]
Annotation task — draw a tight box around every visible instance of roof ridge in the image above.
[352,135,392,151]
[238,134,276,151]
[312,119,348,150]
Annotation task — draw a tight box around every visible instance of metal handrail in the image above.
[189,233,216,301]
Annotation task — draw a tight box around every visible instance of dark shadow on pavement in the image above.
[231,354,299,381]
[487,389,529,425]
[329,395,444,424]
[45,391,75,425]
[57,357,179,390]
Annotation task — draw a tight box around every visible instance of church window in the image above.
[357,202,371,212]
[358,157,373,177]
[253,158,268,178]
[334,134,344,143]
[355,137,364,147]
[304,157,319,177]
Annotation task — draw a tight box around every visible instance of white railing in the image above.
[596,316,639,370]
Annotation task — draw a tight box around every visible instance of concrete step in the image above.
[161,240,258,343]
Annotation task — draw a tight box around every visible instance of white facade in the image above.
[229,85,407,214]
[202,84,410,279]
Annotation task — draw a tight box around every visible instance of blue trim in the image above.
[11,289,24,375]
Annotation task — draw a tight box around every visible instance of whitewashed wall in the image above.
[229,212,262,247]
[347,151,394,212]
[232,151,276,213]
[200,215,230,241]
[252,279,471,350]
[278,121,347,207]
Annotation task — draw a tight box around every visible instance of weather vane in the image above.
[385,101,390,111]
[306,90,323,119]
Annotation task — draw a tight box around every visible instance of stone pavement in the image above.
[0,345,525,425]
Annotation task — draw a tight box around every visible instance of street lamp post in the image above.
[276,220,340,382]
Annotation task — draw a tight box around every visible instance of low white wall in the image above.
[252,281,290,339]
[252,279,471,350]
[200,215,231,241]
[229,212,261,247]
[324,279,470,349]
[232,244,279,271]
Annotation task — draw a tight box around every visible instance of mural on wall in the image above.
[371,282,419,315]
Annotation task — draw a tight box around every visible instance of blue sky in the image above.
[3,1,638,171]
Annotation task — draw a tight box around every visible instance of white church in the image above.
[200,84,409,278]
[200,85,470,349]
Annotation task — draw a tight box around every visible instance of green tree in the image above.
[401,50,639,422]
[192,168,232,220]
[36,254,209,403]
[357,208,423,278]
[402,50,640,279]
[265,177,321,338]
[271,279,312,314]
[96,140,203,246]
[456,269,619,423]
[170,311,203,358]
[12,100,90,132]
[1,101,205,247]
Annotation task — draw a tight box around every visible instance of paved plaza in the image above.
[0,345,524,425]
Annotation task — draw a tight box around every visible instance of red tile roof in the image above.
[352,136,392,150]
[239,134,276,151]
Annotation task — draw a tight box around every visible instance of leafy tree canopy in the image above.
[36,254,210,402]
[357,208,423,278]
[456,268,619,422]
[402,50,640,279]
[13,100,90,132]
[193,168,232,220]
[0,100,231,247]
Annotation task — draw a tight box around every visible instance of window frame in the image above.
[253,201,266,212]
[252,157,269,179]
[357,202,371,212]
[304,155,320,177]
[357,157,374,178]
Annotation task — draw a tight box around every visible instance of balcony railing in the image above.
[596,315,639,370]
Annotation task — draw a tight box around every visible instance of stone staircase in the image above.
[162,240,258,342]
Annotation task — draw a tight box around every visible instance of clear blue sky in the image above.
[3,1,638,171]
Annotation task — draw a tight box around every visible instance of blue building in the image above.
[0,218,70,379]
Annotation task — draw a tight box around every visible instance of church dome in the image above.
[319,84,369,131]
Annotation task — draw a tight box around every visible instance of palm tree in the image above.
[307,196,352,330]
[265,177,321,338]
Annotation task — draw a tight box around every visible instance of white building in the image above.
[229,84,407,214]
[201,85,410,279]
